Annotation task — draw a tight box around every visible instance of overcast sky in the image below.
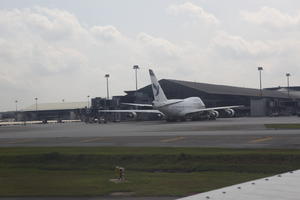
[1,0,300,111]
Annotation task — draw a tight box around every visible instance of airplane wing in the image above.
[98,109,163,114]
[177,169,300,200]
[122,100,184,108]
[121,103,153,107]
[182,105,244,115]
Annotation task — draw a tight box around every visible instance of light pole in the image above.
[258,67,263,96]
[34,97,38,111]
[286,73,291,97]
[15,100,18,112]
[87,95,90,108]
[105,74,110,99]
[133,65,139,91]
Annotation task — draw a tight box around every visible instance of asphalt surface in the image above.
[0,116,300,148]
[1,117,300,200]
[0,198,175,200]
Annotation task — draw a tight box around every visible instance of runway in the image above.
[0,117,299,148]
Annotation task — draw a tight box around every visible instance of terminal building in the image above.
[2,79,300,122]
[122,79,300,117]
[14,102,87,122]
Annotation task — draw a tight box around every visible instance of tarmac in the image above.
[0,116,300,148]
[0,116,300,200]
[0,198,175,200]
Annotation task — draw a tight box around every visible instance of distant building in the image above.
[126,79,300,117]
[265,86,300,98]
[17,102,87,121]
[3,80,299,122]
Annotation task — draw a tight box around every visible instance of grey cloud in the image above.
[241,7,300,30]
[137,32,181,59]
[211,32,290,59]
[0,6,187,111]
[2,4,300,111]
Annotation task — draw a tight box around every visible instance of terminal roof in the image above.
[22,102,87,112]
[166,79,300,99]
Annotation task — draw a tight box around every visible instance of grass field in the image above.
[0,147,300,197]
[265,123,300,129]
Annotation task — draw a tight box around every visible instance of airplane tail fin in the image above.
[149,69,168,102]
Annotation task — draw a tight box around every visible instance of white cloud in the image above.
[0,7,186,111]
[211,32,282,59]
[207,31,300,88]
[137,33,181,59]
[90,25,123,42]
[167,2,219,25]
[1,4,300,111]
[241,7,300,30]
[0,7,86,41]
[211,31,300,60]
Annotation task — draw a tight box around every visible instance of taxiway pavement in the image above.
[0,117,299,148]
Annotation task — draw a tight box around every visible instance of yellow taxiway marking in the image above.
[250,136,273,143]
[7,139,35,144]
[160,136,185,143]
[80,137,106,143]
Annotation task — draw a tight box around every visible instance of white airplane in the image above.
[100,69,243,121]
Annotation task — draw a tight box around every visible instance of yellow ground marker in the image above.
[250,136,273,143]
[80,137,106,143]
[160,136,185,143]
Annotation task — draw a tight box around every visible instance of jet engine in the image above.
[210,110,219,118]
[156,113,164,119]
[126,112,137,119]
[225,109,235,117]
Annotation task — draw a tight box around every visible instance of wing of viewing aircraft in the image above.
[177,169,300,200]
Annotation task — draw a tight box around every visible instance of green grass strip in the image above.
[265,123,300,129]
[0,147,299,197]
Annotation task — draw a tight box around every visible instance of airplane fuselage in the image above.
[153,97,205,118]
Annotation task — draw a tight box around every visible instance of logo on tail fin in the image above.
[149,69,155,76]
[152,83,160,96]
[149,69,168,102]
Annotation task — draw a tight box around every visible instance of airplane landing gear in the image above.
[166,118,177,122]
[208,114,216,120]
